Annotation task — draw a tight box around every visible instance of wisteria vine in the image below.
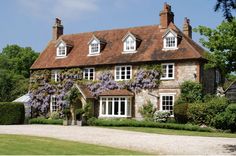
[28,65,161,117]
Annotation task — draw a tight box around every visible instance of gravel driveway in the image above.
[0,125,235,155]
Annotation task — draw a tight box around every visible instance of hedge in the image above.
[174,103,189,123]
[212,104,236,132]
[29,118,63,125]
[187,97,229,125]
[0,102,25,125]
[88,118,215,132]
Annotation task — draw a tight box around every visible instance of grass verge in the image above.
[109,127,236,138]
[0,134,147,155]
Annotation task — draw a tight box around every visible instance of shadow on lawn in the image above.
[223,144,236,153]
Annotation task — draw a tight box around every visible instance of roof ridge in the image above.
[62,24,159,37]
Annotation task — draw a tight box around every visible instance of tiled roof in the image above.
[76,84,94,99]
[99,89,134,96]
[31,22,206,69]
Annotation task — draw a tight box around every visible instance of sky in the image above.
[0,0,234,53]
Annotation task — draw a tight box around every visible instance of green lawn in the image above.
[109,127,236,138]
[0,134,147,155]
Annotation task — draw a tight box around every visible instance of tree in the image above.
[214,0,236,22]
[1,45,39,78]
[194,18,236,77]
[0,44,39,102]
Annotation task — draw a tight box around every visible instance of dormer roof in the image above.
[87,35,106,45]
[55,38,73,47]
[122,32,141,42]
[162,28,181,38]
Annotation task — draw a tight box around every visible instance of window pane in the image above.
[162,65,167,78]
[114,98,119,115]
[108,99,112,115]
[102,100,106,115]
[120,101,125,115]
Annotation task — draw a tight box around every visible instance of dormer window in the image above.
[124,36,135,51]
[122,32,141,53]
[89,39,100,54]
[58,45,66,56]
[88,35,106,56]
[57,42,67,57]
[55,39,73,58]
[163,29,178,50]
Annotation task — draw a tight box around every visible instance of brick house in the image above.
[30,3,217,119]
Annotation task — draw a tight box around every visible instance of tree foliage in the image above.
[0,44,39,102]
[194,18,236,77]
[214,0,236,22]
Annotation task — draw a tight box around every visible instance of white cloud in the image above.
[17,0,99,20]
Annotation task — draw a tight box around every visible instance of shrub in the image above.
[139,100,156,121]
[187,97,229,125]
[0,102,25,125]
[212,104,236,132]
[29,117,63,125]
[153,111,170,122]
[180,81,202,103]
[49,111,60,120]
[174,103,189,123]
[88,118,214,132]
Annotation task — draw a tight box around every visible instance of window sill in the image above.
[115,79,131,81]
[122,50,137,54]
[160,78,175,80]
[87,53,100,56]
[56,56,67,59]
[162,47,178,51]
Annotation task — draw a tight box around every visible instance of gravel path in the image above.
[0,125,235,155]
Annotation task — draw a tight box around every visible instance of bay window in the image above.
[99,97,132,117]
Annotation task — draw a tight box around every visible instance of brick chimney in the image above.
[183,17,192,38]
[159,3,174,29]
[52,18,63,41]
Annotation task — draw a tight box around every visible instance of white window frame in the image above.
[163,32,178,50]
[56,42,67,57]
[89,39,100,55]
[123,36,136,52]
[50,95,59,113]
[115,65,132,81]
[83,68,95,80]
[161,63,175,80]
[51,70,60,82]
[159,93,176,117]
[99,96,132,117]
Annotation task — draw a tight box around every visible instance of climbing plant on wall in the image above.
[28,68,82,117]
[28,65,162,117]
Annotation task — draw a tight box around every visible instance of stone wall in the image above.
[87,61,201,118]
